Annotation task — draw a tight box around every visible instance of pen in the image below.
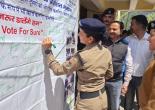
[52,43,56,48]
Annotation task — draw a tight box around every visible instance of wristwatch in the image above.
[45,49,52,54]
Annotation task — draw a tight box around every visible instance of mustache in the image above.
[104,20,109,22]
[109,33,116,35]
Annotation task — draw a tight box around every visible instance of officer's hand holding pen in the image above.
[42,37,56,54]
[42,37,56,49]
[42,37,52,49]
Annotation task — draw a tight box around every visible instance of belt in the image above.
[107,77,122,82]
[80,87,105,99]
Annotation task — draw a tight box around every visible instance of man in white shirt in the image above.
[123,15,153,110]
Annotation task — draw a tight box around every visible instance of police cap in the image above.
[148,20,155,33]
[102,8,116,16]
[79,18,106,34]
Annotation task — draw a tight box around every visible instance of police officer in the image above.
[139,20,155,110]
[42,18,113,110]
[101,8,116,28]
[101,8,117,47]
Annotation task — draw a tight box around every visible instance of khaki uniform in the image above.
[139,59,155,110]
[47,43,113,110]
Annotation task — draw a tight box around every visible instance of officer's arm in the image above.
[143,76,155,110]
[105,51,113,80]
[47,54,80,75]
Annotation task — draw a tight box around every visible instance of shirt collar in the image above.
[84,42,100,50]
[134,32,149,40]
[143,32,149,40]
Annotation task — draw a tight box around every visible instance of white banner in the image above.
[0,0,79,110]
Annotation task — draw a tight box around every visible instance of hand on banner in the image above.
[42,37,52,49]
[42,37,53,54]
[42,37,56,49]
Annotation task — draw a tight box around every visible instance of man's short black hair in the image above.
[132,15,148,29]
[111,21,124,30]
